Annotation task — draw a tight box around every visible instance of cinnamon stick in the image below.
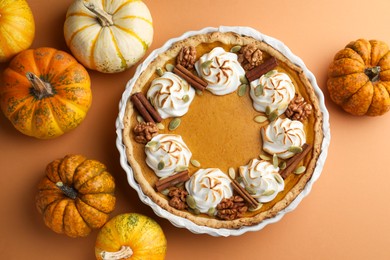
[130,94,154,123]
[173,64,207,91]
[155,170,190,192]
[246,57,278,82]
[231,179,259,209]
[280,143,313,179]
[134,92,162,123]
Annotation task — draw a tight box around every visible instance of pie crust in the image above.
[119,27,327,232]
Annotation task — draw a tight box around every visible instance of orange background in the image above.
[1,0,390,259]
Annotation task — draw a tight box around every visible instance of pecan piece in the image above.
[238,43,263,71]
[285,95,313,121]
[176,46,197,69]
[133,122,159,144]
[168,187,188,210]
[216,196,248,220]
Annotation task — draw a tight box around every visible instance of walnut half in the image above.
[133,122,159,144]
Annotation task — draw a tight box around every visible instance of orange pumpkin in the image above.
[327,39,390,116]
[36,154,116,238]
[95,213,167,260]
[0,0,35,62]
[0,47,92,138]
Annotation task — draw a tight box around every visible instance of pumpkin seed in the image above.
[207,207,216,217]
[248,203,263,212]
[157,160,165,170]
[182,94,190,103]
[288,146,303,154]
[265,105,272,115]
[254,115,267,123]
[259,154,271,161]
[264,70,277,78]
[275,174,284,184]
[161,189,170,196]
[156,67,164,76]
[228,167,236,180]
[145,141,160,151]
[136,115,144,123]
[186,195,197,209]
[196,89,203,96]
[273,154,278,168]
[230,45,242,53]
[254,84,264,97]
[240,75,249,85]
[279,161,287,170]
[237,84,248,97]
[175,165,188,172]
[165,63,174,72]
[294,166,306,174]
[168,118,181,131]
[245,185,256,195]
[201,60,213,69]
[268,110,278,122]
[262,190,275,196]
[189,208,200,215]
[156,122,165,130]
[175,182,184,188]
[190,159,201,168]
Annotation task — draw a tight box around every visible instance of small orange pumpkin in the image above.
[95,213,167,260]
[36,154,116,238]
[327,39,390,116]
[0,47,92,138]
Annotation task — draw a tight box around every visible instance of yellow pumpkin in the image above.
[95,213,167,260]
[0,0,35,62]
[0,47,92,139]
[64,0,153,73]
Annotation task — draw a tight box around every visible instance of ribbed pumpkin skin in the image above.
[0,0,35,62]
[327,39,390,116]
[36,155,116,238]
[95,213,167,260]
[0,47,92,139]
[64,0,153,73]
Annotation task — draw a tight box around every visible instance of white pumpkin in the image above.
[64,0,153,73]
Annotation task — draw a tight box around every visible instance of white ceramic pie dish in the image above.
[116,26,330,237]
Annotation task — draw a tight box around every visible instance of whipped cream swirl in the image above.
[250,70,295,115]
[145,134,192,178]
[195,47,245,95]
[239,159,284,203]
[261,118,306,159]
[185,168,233,214]
[147,72,195,119]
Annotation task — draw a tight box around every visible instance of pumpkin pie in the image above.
[118,27,328,234]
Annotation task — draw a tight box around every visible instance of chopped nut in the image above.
[216,196,248,220]
[176,46,197,69]
[133,122,159,144]
[168,187,188,210]
[238,43,263,71]
[285,95,313,121]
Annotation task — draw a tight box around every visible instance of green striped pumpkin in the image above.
[64,0,153,73]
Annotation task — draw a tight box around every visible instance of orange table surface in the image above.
[1,0,390,259]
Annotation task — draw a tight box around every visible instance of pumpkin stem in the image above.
[100,246,133,260]
[56,182,78,200]
[83,1,114,27]
[26,72,54,100]
[364,66,381,82]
